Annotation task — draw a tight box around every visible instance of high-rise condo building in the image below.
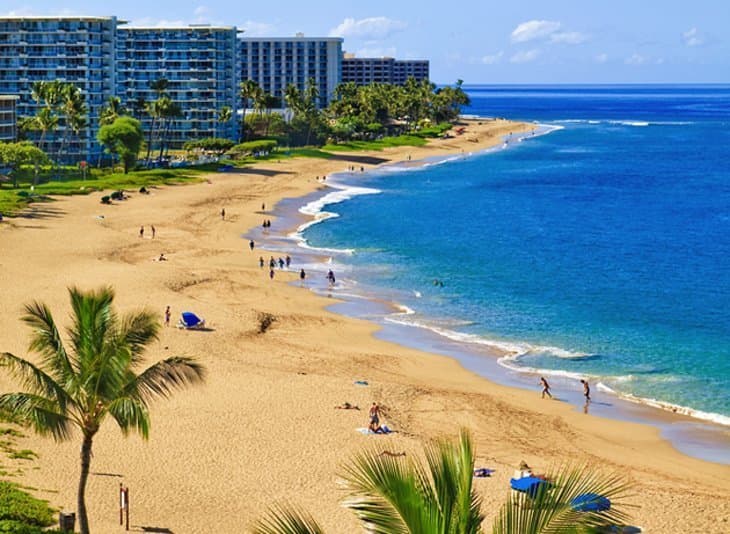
[0,95,18,141]
[238,36,343,108]
[0,16,117,161]
[117,25,239,147]
[341,54,430,86]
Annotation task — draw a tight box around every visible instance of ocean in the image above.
[266,85,730,459]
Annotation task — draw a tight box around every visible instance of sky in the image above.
[3,0,728,84]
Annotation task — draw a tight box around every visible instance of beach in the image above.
[1,118,729,533]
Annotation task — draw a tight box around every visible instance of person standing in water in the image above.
[540,377,552,399]
[580,379,591,401]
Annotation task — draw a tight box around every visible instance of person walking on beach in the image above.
[151,225,156,238]
[139,225,144,238]
[220,208,226,220]
[300,268,306,285]
[269,257,276,270]
[278,257,285,269]
[261,202,266,211]
[327,269,336,286]
[269,268,275,280]
[285,255,291,268]
[164,306,171,326]
[540,376,552,399]
[259,256,264,269]
[580,379,591,402]
[249,239,255,251]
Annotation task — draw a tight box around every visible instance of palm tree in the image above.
[239,79,261,142]
[492,464,632,534]
[342,429,483,533]
[156,97,182,162]
[217,105,233,139]
[0,287,206,534]
[58,84,87,164]
[144,79,170,165]
[100,96,127,127]
[253,432,634,534]
[254,429,483,534]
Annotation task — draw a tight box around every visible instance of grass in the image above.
[1,124,455,216]
[0,165,213,216]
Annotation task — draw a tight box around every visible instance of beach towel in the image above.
[473,468,495,478]
[356,425,392,435]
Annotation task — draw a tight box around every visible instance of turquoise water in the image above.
[299,85,730,425]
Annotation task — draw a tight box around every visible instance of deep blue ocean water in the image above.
[300,85,730,425]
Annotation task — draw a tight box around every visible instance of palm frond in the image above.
[21,300,77,385]
[492,463,634,534]
[125,357,206,403]
[106,397,150,438]
[67,286,116,368]
[425,429,483,533]
[341,448,433,533]
[117,310,160,363]
[0,393,72,441]
[0,352,72,409]
[252,504,325,534]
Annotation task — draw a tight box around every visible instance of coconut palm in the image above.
[100,96,127,127]
[0,286,206,534]
[492,464,632,534]
[58,84,87,163]
[253,429,483,534]
[253,431,634,534]
[342,429,483,533]
[239,79,261,141]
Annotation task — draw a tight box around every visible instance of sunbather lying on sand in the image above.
[335,402,360,410]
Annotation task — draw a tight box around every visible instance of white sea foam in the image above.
[597,383,730,426]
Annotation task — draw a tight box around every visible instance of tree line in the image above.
[1,77,470,177]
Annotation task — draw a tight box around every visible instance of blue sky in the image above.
[3,0,728,84]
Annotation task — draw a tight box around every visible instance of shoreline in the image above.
[249,129,730,465]
[2,118,729,532]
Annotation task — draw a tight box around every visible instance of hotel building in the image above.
[238,36,342,108]
[0,16,117,160]
[0,95,18,141]
[116,25,239,147]
[341,54,430,86]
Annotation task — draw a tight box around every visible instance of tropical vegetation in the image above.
[253,430,633,534]
[0,286,206,534]
[97,116,144,174]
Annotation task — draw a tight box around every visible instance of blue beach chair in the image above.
[510,476,551,497]
[178,312,206,329]
[570,492,611,512]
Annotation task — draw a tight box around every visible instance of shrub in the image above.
[0,482,56,531]
[228,140,278,159]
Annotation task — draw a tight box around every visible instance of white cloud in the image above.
[594,53,609,63]
[550,31,588,45]
[682,27,703,47]
[510,49,541,64]
[481,51,504,64]
[625,53,647,65]
[240,20,276,37]
[511,20,561,43]
[329,17,407,40]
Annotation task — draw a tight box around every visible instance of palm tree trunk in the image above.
[157,118,166,162]
[146,117,156,166]
[78,433,94,534]
[240,108,247,142]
